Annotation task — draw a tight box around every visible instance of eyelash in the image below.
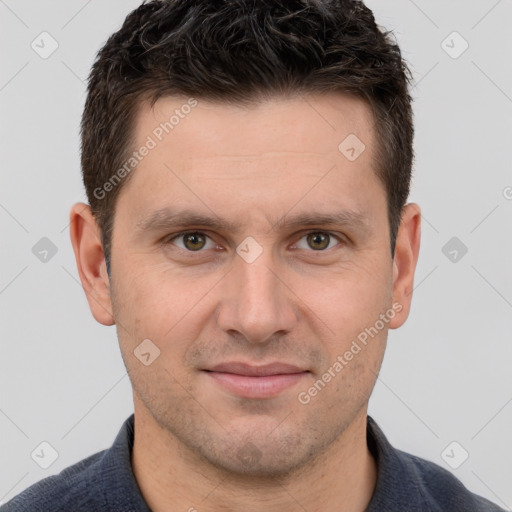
[162,230,345,254]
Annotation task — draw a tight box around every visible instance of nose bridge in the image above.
[217,245,297,343]
[239,257,279,310]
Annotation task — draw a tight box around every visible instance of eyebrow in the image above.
[135,207,371,235]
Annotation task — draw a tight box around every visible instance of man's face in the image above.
[108,93,401,475]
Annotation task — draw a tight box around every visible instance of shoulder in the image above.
[0,414,146,512]
[0,449,109,512]
[366,416,506,512]
[395,448,505,512]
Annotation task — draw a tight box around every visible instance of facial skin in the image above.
[70,92,421,512]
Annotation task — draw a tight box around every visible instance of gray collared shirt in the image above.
[1,414,505,511]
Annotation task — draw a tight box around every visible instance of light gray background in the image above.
[1,0,511,508]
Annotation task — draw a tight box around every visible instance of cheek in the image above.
[112,263,218,356]
[114,259,181,321]
[294,257,391,333]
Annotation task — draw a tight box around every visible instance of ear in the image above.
[388,203,421,329]
[69,202,115,326]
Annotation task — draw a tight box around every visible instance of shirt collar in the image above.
[98,413,151,511]
[104,413,417,511]
[365,415,425,510]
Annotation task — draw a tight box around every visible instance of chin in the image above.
[193,426,317,478]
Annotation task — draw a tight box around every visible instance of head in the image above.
[81,0,414,273]
[71,0,420,477]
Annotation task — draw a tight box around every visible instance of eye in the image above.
[167,231,216,251]
[294,231,342,251]
[164,230,344,254]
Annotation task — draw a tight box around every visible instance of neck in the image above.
[132,404,377,512]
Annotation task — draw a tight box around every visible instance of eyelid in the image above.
[163,229,345,252]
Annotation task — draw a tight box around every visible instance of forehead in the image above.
[134,92,375,159]
[116,92,383,228]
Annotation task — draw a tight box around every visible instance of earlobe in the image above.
[69,202,115,326]
[388,203,421,330]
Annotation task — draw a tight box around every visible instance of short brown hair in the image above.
[80,0,414,274]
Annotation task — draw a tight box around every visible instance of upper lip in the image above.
[205,362,308,377]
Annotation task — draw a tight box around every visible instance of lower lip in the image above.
[204,371,308,399]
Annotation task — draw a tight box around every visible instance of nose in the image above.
[216,248,298,344]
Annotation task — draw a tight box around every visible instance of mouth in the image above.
[202,362,310,399]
